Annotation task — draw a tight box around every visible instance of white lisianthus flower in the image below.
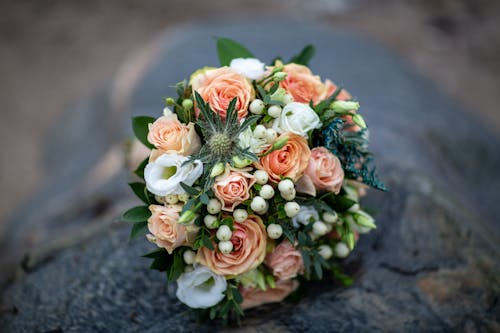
[272,102,322,138]
[238,124,267,154]
[230,58,266,80]
[176,265,227,309]
[291,205,319,228]
[144,153,203,196]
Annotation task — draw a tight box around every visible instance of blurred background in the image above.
[0,0,499,275]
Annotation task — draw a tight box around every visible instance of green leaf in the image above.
[130,221,148,240]
[289,44,315,66]
[216,38,254,66]
[149,253,170,271]
[142,248,167,259]
[122,206,151,223]
[134,157,149,179]
[167,251,185,281]
[128,182,150,204]
[132,116,155,149]
[200,192,210,205]
[180,182,199,196]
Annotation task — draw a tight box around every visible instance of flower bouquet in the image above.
[123,38,386,323]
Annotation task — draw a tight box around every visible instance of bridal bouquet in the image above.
[123,38,385,323]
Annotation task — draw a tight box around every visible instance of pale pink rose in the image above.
[147,204,187,254]
[213,166,256,212]
[240,279,299,310]
[197,215,267,276]
[265,241,304,280]
[192,67,253,120]
[147,114,201,156]
[258,132,311,183]
[305,147,344,194]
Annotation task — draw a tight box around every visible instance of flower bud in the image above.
[352,114,367,129]
[322,211,338,224]
[216,225,232,241]
[163,107,174,116]
[254,170,269,185]
[183,250,196,264]
[281,188,296,201]
[203,215,219,229]
[179,210,196,224]
[318,245,333,260]
[210,162,225,178]
[218,240,234,254]
[348,203,360,212]
[273,72,288,82]
[278,179,294,193]
[334,242,350,258]
[165,194,179,204]
[233,209,248,223]
[265,128,278,143]
[251,196,268,213]
[283,94,294,105]
[268,105,282,118]
[182,99,193,110]
[154,195,167,204]
[269,87,287,102]
[253,125,267,139]
[260,184,275,200]
[165,97,176,105]
[353,210,376,229]
[284,202,300,218]
[312,221,328,236]
[232,155,253,168]
[267,223,283,239]
[271,136,288,150]
[207,198,222,214]
[177,193,190,202]
[249,99,265,114]
[329,100,360,112]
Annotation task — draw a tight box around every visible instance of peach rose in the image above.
[197,215,266,276]
[192,67,253,120]
[323,79,352,102]
[240,279,299,310]
[258,132,311,183]
[305,147,344,194]
[276,63,337,105]
[265,241,304,280]
[213,166,256,212]
[147,204,193,254]
[147,113,201,156]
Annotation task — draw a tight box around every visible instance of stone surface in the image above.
[1,20,499,332]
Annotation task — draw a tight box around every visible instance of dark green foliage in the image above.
[142,248,186,281]
[321,119,387,191]
[132,116,155,149]
[289,44,315,66]
[122,206,151,223]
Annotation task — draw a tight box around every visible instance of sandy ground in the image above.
[0,0,499,232]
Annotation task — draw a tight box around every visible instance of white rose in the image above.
[144,153,203,196]
[291,205,319,228]
[230,58,266,80]
[238,124,268,154]
[272,102,322,138]
[176,265,227,308]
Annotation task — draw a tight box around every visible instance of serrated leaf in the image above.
[132,116,155,149]
[289,44,315,66]
[122,206,151,223]
[130,221,148,240]
[216,38,254,66]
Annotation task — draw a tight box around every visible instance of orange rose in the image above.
[305,147,344,194]
[265,240,304,280]
[147,204,194,254]
[197,215,266,276]
[258,132,311,183]
[240,279,299,310]
[147,113,201,156]
[192,67,253,120]
[213,166,256,212]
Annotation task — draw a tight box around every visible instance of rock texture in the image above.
[1,21,499,332]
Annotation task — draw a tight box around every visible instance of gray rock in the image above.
[1,20,499,332]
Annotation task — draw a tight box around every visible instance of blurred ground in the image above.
[0,0,499,232]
